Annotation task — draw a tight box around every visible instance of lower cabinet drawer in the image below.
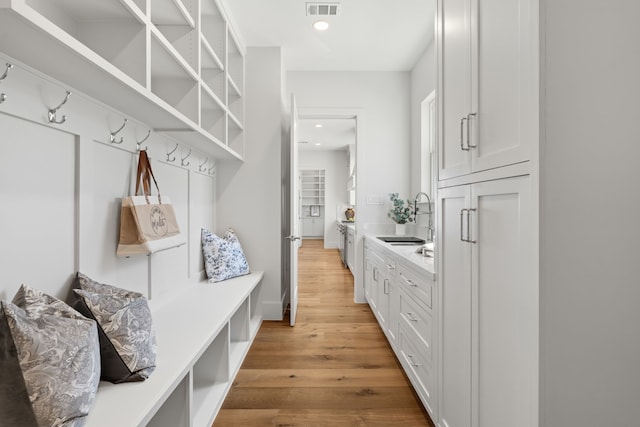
[399,290,433,360]
[397,262,433,308]
[399,321,436,417]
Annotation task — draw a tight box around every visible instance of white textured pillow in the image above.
[202,228,250,282]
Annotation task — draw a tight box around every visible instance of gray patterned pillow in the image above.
[202,228,250,282]
[72,272,156,383]
[0,284,100,427]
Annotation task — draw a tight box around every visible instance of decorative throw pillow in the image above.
[202,228,250,282]
[0,284,100,427]
[72,272,156,383]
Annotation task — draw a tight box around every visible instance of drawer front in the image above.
[399,290,433,357]
[399,322,436,414]
[398,262,433,308]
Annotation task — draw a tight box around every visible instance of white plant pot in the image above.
[395,223,406,236]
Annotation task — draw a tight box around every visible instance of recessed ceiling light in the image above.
[315,124,323,128]
[315,142,322,146]
[313,20,329,31]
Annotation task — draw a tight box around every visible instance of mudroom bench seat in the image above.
[85,272,264,427]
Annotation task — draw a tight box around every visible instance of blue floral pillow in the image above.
[202,228,250,282]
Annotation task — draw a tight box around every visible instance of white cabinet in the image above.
[0,0,245,160]
[437,0,535,180]
[437,175,535,427]
[302,218,324,237]
[346,226,355,273]
[364,237,437,421]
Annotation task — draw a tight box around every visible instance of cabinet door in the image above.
[469,0,535,173]
[470,176,535,427]
[438,0,472,180]
[437,185,472,427]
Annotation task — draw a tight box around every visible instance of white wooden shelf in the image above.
[0,0,245,161]
[84,272,264,427]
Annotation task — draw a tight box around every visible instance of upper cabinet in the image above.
[437,0,536,181]
[0,0,245,160]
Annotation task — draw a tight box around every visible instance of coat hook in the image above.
[48,90,71,124]
[199,157,209,172]
[208,166,215,175]
[0,63,12,81]
[166,143,178,162]
[136,130,152,151]
[181,149,192,167]
[0,93,6,104]
[110,118,128,144]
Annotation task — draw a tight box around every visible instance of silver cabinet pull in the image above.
[460,116,469,151]
[383,279,389,295]
[460,208,477,244]
[467,208,477,244]
[467,112,477,149]
[408,354,421,367]
[373,267,379,281]
[386,263,396,270]
[406,312,418,322]
[404,276,417,287]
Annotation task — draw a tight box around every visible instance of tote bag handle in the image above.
[135,150,162,203]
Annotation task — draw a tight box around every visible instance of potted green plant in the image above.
[388,193,414,235]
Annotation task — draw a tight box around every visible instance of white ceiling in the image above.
[298,118,356,151]
[221,0,436,72]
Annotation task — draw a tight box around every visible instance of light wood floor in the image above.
[214,239,435,426]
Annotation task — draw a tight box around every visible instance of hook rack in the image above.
[0,63,12,104]
[199,157,209,172]
[110,118,128,144]
[48,90,71,124]
[136,130,152,151]
[0,63,12,81]
[181,149,192,167]
[208,166,215,176]
[166,143,178,162]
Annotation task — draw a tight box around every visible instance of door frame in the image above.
[296,107,365,303]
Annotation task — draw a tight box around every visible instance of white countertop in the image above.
[365,234,436,280]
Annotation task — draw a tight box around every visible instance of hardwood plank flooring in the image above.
[214,239,434,426]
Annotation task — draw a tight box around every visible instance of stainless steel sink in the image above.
[377,236,425,244]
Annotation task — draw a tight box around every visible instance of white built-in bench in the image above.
[85,272,264,427]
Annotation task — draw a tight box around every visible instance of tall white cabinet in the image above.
[436,0,538,426]
[438,0,535,181]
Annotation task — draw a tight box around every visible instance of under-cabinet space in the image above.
[250,282,263,333]
[25,0,147,86]
[201,87,226,143]
[151,0,198,73]
[192,327,230,427]
[150,31,199,123]
[200,0,226,71]
[147,374,190,427]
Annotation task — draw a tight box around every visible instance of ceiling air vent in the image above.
[306,2,340,16]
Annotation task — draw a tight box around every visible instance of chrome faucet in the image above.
[414,192,434,242]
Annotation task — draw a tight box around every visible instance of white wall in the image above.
[410,41,437,198]
[299,150,349,248]
[287,71,411,302]
[540,1,640,425]
[0,54,215,305]
[217,47,284,320]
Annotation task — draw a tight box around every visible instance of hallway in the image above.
[214,239,434,426]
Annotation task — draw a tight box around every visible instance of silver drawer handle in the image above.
[404,277,417,287]
[386,264,396,270]
[467,112,477,148]
[406,312,418,322]
[460,116,469,151]
[408,354,421,367]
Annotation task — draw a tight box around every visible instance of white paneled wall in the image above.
[0,55,216,303]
